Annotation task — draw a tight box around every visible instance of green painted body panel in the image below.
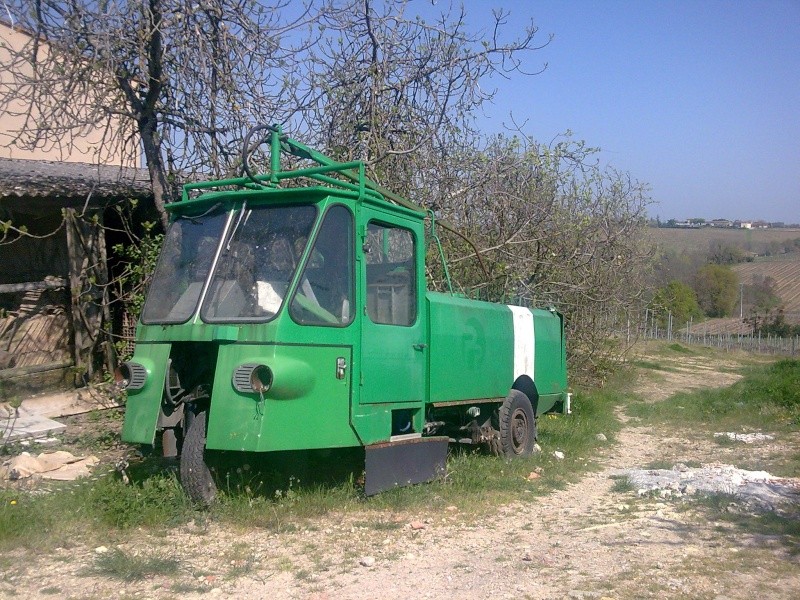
[350,405,398,445]
[358,205,427,407]
[120,342,171,444]
[536,393,563,415]
[205,343,358,451]
[427,292,514,402]
[532,308,567,398]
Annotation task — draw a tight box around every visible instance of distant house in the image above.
[0,22,151,397]
[752,220,769,229]
[710,219,733,228]
[672,220,702,228]
[734,221,752,229]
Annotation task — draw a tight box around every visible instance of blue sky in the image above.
[450,0,800,223]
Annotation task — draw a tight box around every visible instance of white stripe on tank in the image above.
[508,305,535,380]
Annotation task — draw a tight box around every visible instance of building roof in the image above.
[0,157,152,213]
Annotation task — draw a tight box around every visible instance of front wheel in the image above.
[494,390,537,458]
[180,409,217,505]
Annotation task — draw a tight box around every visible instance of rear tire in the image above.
[180,409,217,505]
[496,390,537,458]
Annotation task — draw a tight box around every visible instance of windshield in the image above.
[141,206,231,324]
[201,204,317,321]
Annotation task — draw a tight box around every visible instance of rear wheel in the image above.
[495,390,536,458]
[180,409,217,505]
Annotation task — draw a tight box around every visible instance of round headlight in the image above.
[115,361,147,390]
[250,364,273,393]
[233,363,273,394]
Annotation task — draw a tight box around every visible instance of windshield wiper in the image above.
[226,202,249,250]
[177,203,223,224]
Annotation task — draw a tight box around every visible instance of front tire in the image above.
[495,390,537,458]
[180,409,217,505]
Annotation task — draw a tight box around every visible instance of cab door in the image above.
[358,209,427,407]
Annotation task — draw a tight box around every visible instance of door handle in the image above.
[412,343,427,351]
[336,357,347,379]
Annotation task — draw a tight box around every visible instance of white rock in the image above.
[34,437,60,445]
[714,432,774,444]
[359,556,375,567]
[553,451,565,460]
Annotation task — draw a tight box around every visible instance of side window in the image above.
[289,205,354,326]
[365,222,417,326]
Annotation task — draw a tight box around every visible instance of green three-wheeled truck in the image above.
[119,127,570,503]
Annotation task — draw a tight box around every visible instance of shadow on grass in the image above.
[126,445,366,501]
[209,446,366,497]
[696,492,800,557]
[111,445,368,530]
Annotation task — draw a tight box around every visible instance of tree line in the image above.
[650,236,800,336]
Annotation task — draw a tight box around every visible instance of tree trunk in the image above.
[139,116,170,231]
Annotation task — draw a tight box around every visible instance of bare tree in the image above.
[0,0,324,376]
[299,0,550,192]
[0,0,320,228]
[2,0,549,228]
[429,133,654,382]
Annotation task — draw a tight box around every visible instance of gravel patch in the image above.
[613,462,800,513]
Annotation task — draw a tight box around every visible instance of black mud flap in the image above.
[364,436,449,496]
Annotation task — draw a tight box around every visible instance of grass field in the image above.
[4,350,798,552]
[2,345,798,599]
[647,227,800,255]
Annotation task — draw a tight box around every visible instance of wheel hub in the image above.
[511,409,529,453]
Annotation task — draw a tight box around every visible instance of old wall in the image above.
[0,23,140,167]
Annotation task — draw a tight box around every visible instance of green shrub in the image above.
[87,472,193,529]
[758,360,800,409]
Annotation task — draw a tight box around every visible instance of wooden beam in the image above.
[0,278,67,294]
[0,360,73,377]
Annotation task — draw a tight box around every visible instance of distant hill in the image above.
[647,227,800,327]
[733,257,800,321]
[647,227,800,256]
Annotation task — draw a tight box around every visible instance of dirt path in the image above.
[4,351,799,599]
